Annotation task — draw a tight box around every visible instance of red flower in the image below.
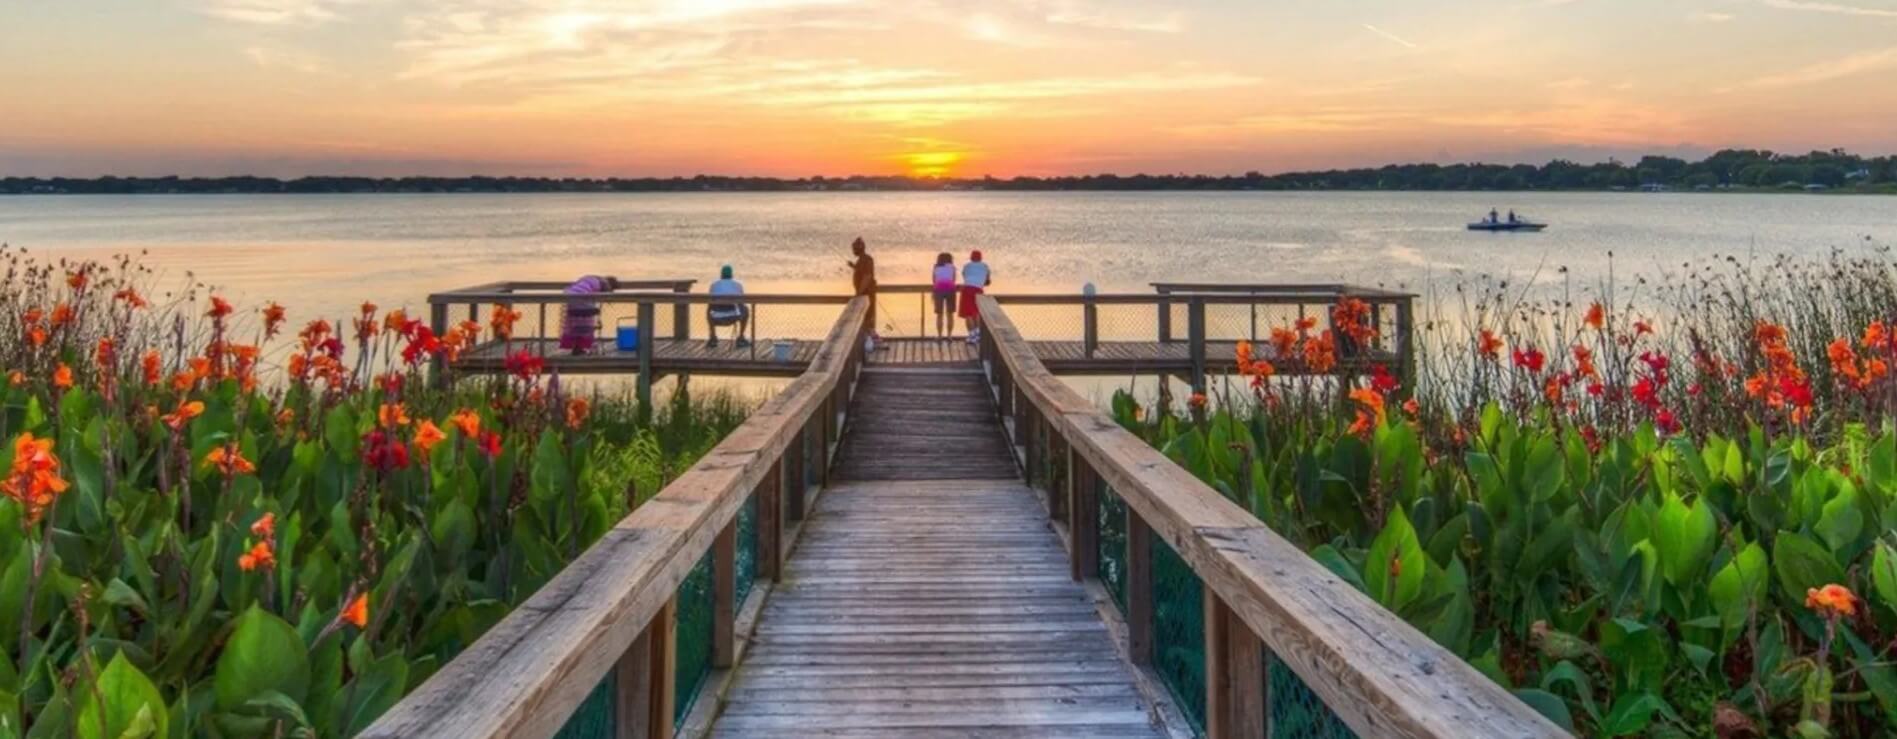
[1477,330,1504,361]
[361,429,411,472]
[1511,347,1545,374]
[401,326,442,365]
[505,350,546,381]
[1631,377,1661,410]
[1368,364,1399,394]
[476,430,504,459]
[262,302,287,339]
[1654,408,1681,435]
[1583,302,1605,330]
[207,296,233,319]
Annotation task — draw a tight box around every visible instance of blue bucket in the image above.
[615,318,640,352]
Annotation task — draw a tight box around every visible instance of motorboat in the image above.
[1468,214,1546,232]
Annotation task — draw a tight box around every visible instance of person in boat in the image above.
[1488,208,1499,224]
[706,264,751,349]
[559,274,620,355]
[1507,210,1517,224]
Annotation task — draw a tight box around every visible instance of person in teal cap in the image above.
[707,264,750,349]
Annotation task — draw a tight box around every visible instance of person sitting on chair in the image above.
[707,264,750,349]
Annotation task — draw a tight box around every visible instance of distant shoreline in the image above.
[6,149,1894,195]
[4,186,1894,196]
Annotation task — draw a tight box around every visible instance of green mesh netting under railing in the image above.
[549,670,615,739]
[1098,483,1128,613]
[674,549,715,723]
[736,488,758,608]
[1153,533,1207,734]
[1267,652,1360,739]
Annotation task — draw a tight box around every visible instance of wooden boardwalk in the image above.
[713,366,1166,737]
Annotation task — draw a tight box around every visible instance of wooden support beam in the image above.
[711,520,736,669]
[756,465,782,582]
[1069,449,1098,583]
[671,284,691,342]
[1157,287,1173,343]
[1206,590,1267,739]
[1126,507,1153,666]
[646,598,677,739]
[428,303,449,388]
[1187,297,1207,393]
[1083,297,1099,357]
[636,301,655,422]
[613,624,654,739]
[783,432,805,523]
[1048,433,1068,521]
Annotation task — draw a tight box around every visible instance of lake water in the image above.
[2,191,1892,329]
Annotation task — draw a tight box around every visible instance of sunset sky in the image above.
[5,0,1897,178]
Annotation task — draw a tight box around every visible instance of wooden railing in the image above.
[975,296,1564,739]
[364,298,870,739]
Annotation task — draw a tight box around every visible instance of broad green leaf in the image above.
[1512,689,1574,732]
[1774,532,1847,605]
[1872,543,1897,616]
[1599,692,1667,736]
[1652,494,1716,586]
[214,606,311,711]
[1816,482,1863,551]
[75,653,168,739]
[1709,543,1769,629]
[1363,507,1427,612]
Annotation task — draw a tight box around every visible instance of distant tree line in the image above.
[5,149,1894,195]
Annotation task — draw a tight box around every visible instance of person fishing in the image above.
[848,237,880,344]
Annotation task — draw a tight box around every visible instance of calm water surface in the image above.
[2,191,1892,326]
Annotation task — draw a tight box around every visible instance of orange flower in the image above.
[1864,320,1893,353]
[565,397,591,429]
[203,445,257,476]
[52,364,73,390]
[262,302,287,338]
[449,408,481,438]
[1348,387,1386,425]
[490,304,522,340]
[94,338,116,372]
[65,271,88,291]
[1401,398,1420,417]
[383,308,409,335]
[360,302,378,317]
[378,403,410,428]
[413,420,446,456]
[1571,344,1597,379]
[1331,298,1375,345]
[1294,316,1317,334]
[1830,337,1869,389]
[26,327,47,348]
[1583,302,1605,330]
[1477,330,1504,361]
[1302,331,1337,373]
[50,304,74,327]
[237,540,275,572]
[1805,583,1857,619]
[162,400,205,431]
[342,593,369,628]
[3,433,70,525]
[1187,392,1208,411]
[6,371,22,387]
[1268,326,1299,359]
[275,408,295,428]
[113,288,147,309]
[250,512,276,538]
[207,296,233,319]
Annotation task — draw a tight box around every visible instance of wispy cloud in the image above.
[1361,24,1419,49]
[1759,0,1897,18]
[198,0,370,25]
[1688,10,1737,22]
[1723,46,1897,90]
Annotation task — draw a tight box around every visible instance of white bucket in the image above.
[773,340,794,362]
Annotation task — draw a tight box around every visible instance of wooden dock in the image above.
[372,289,1564,739]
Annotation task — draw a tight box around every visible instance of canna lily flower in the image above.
[6,370,22,387]
[476,430,503,459]
[113,288,147,308]
[1294,316,1317,334]
[207,296,233,319]
[490,304,522,340]
[3,433,70,525]
[1331,298,1375,344]
[250,512,275,539]
[66,271,88,291]
[449,408,481,439]
[52,364,73,390]
[1571,345,1598,379]
[1511,347,1546,374]
[565,397,591,429]
[162,400,205,431]
[1582,302,1605,330]
[1186,392,1208,412]
[50,304,74,328]
[1864,320,1894,354]
[377,403,411,428]
[1477,330,1504,361]
[262,302,287,339]
[1268,327,1299,359]
[1401,398,1420,417]
[361,429,411,472]
[26,327,47,348]
[505,350,546,381]
[383,308,409,335]
[413,420,446,457]
[203,445,257,476]
[1369,364,1399,394]
[1302,331,1337,373]
[342,593,369,628]
[275,408,295,428]
[360,301,377,317]
[1654,408,1682,435]
[1806,584,1857,619]
[1347,387,1386,438]
[237,540,275,572]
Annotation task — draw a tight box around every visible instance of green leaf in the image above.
[75,653,169,739]
[1816,482,1863,552]
[1653,494,1716,586]
[1599,692,1666,736]
[1512,689,1574,732]
[214,606,311,711]
[1307,544,1365,594]
[335,653,408,735]
[1872,542,1897,617]
[1774,532,1847,606]
[1709,543,1769,630]
[1363,507,1427,612]
[323,405,359,462]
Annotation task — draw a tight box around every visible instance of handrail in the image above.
[1151,282,1415,299]
[366,298,871,739]
[975,295,1563,739]
[430,291,856,306]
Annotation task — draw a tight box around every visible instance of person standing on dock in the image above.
[848,237,879,343]
[559,274,619,355]
[959,250,991,344]
[931,252,958,341]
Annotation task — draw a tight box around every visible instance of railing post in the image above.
[784,430,805,523]
[1157,286,1173,343]
[636,301,655,422]
[1048,433,1068,520]
[672,284,691,341]
[1069,448,1098,582]
[1023,407,1039,488]
[1206,591,1267,739]
[1396,295,1417,396]
[756,464,782,582]
[712,519,736,669]
[1126,508,1154,666]
[1083,296,1098,358]
[615,598,676,739]
[1187,297,1207,393]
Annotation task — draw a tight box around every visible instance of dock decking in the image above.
[715,366,1164,736]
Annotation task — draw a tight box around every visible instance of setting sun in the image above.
[902,151,966,178]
